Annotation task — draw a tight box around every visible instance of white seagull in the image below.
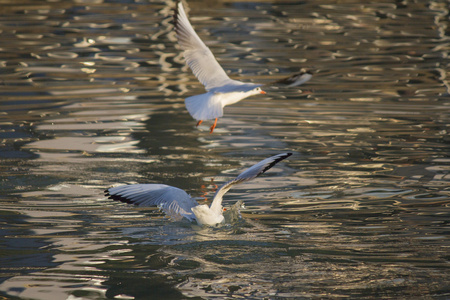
[174,1,311,133]
[105,152,292,226]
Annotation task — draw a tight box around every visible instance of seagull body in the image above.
[105,153,292,226]
[174,1,311,133]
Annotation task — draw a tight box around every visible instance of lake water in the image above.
[1,0,449,299]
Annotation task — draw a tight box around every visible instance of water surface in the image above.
[1,0,449,299]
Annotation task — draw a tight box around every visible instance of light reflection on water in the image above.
[1,0,449,299]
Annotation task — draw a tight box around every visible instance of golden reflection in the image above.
[24,136,144,153]
[0,0,449,299]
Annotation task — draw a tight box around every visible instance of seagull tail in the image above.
[185,93,223,121]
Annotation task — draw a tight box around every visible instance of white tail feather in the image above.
[185,92,224,120]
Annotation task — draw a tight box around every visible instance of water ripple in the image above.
[0,0,449,299]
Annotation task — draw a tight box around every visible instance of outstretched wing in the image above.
[234,152,293,182]
[174,1,232,91]
[267,71,312,88]
[105,184,199,221]
[209,153,292,214]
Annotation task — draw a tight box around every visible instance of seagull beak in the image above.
[260,90,266,94]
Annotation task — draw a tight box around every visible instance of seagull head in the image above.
[254,86,266,95]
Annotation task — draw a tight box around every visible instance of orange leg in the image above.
[209,118,218,133]
[196,120,203,127]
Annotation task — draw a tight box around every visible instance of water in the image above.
[1,0,449,299]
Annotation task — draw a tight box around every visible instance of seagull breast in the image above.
[191,204,225,225]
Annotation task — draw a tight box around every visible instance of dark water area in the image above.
[1,0,449,299]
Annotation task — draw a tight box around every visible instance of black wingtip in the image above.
[273,71,312,87]
[276,152,292,163]
[173,2,179,29]
[104,187,138,205]
[173,1,183,33]
[261,152,292,175]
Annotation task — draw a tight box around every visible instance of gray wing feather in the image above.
[106,184,198,221]
[267,71,312,88]
[174,1,232,91]
[210,153,292,212]
[234,152,293,183]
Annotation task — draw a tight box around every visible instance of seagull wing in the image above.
[105,184,199,222]
[174,1,232,91]
[266,71,312,88]
[209,152,292,214]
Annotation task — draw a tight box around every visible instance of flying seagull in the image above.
[105,152,292,226]
[174,1,311,133]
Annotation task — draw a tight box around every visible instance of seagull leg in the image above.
[196,120,203,127]
[210,118,218,133]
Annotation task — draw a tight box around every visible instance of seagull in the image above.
[105,152,292,226]
[174,1,311,133]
